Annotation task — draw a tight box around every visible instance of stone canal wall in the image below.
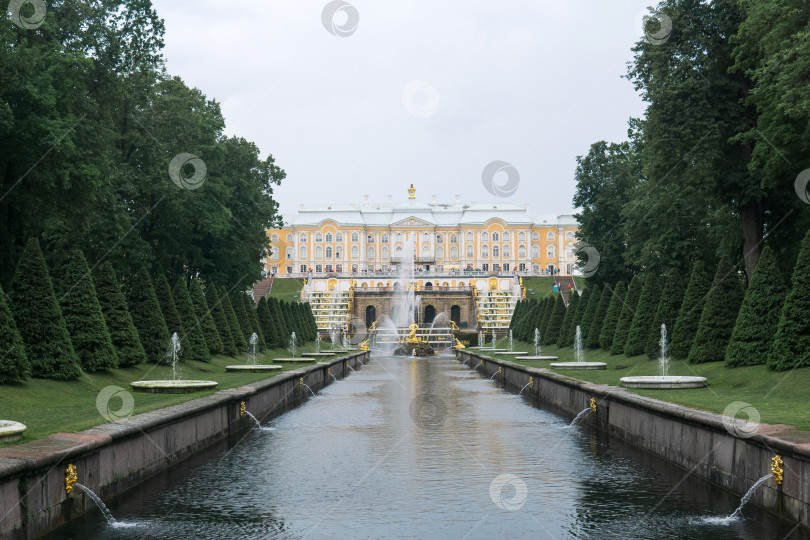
[457,349,810,529]
[0,352,369,540]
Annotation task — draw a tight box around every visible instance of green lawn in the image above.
[522,277,587,299]
[0,342,350,446]
[268,278,305,302]
[487,338,810,433]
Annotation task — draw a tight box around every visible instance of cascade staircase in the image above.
[556,276,577,305]
[251,277,275,306]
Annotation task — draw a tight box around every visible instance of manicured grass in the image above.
[487,338,810,433]
[0,342,351,446]
[521,277,556,298]
[268,278,305,302]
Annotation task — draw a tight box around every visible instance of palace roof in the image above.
[278,198,577,229]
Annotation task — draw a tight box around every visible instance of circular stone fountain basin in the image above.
[620,376,707,389]
[550,362,607,370]
[130,380,218,394]
[275,358,317,363]
[522,356,559,361]
[0,420,27,443]
[302,352,336,357]
[225,365,283,373]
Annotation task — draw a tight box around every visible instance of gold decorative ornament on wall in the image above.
[65,464,77,494]
[771,455,784,485]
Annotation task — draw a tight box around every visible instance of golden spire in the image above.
[408,184,415,199]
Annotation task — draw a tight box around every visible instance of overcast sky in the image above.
[152,0,655,217]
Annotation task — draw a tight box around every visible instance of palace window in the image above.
[466,232,473,241]
[518,245,526,258]
[503,263,510,271]
[531,245,540,259]
[503,231,510,240]
[546,231,554,241]
[482,263,489,271]
[351,232,359,242]
[492,232,499,241]
[270,233,279,242]
[396,246,403,257]
[286,233,293,242]
[565,244,575,259]
[300,233,308,242]
[436,234,443,243]
[565,231,575,240]
[336,232,343,242]
[531,232,539,241]
[481,232,489,242]
[423,233,430,242]
[286,248,293,260]
[315,246,323,259]
[315,264,322,273]
[325,233,333,242]
[450,234,457,244]
[547,244,555,258]
[437,246,444,259]
[351,246,359,260]
[367,234,375,244]
[482,245,489,258]
[518,232,526,241]
[422,245,430,257]
[381,234,389,243]
[450,246,458,259]
[367,246,375,260]
[325,246,333,259]
[299,246,307,259]
[381,246,389,259]
[270,248,279,261]
[492,245,500,258]
[466,245,473,258]
[503,245,510,258]
[315,233,323,242]
[299,264,307,273]
[396,233,403,242]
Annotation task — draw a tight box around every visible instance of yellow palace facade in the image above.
[265,186,579,278]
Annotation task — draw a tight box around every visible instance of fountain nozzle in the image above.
[65,464,77,494]
[771,455,784,485]
[240,401,245,417]
[589,397,597,414]
[529,377,533,387]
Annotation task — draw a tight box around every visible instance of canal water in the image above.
[59,355,807,539]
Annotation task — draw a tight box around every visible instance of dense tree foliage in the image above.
[670,262,711,360]
[128,267,169,362]
[586,287,612,349]
[172,278,210,363]
[556,291,581,347]
[768,231,810,371]
[646,271,684,359]
[190,279,223,356]
[542,295,566,345]
[688,258,745,364]
[94,262,147,367]
[610,275,645,355]
[0,284,30,383]
[206,286,237,356]
[599,282,626,351]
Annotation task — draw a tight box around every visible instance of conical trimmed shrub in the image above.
[128,267,170,362]
[516,301,537,342]
[11,239,81,380]
[302,302,318,341]
[599,282,626,351]
[190,279,223,356]
[230,291,253,345]
[726,247,787,367]
[0,283,30,383]
[257,297,278,349]
[670,262,710,360]
[586,286,612,349]
[557,291,581,347]
[560,290,588,347]
[688,258,745,364]
[538,297,555,339]
[610,274,645,355]
[269,297,289,347]
[207,286,237,356]
[60,250,118,372]
[646,271,684,359]
[95,262,146,367]
[578,285,602,349]
[155,274,184,336]
[221,286,246,351]
[242,293,266,350]
[542,295,566,345]
[172,278,210,363]
[768,232,810,371]
[624,276,661,357]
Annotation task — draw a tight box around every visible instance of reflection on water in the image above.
[59,356,807,539]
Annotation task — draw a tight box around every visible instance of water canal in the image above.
[58,354,807,539]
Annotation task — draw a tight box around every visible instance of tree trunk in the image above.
[740,199,763,282]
